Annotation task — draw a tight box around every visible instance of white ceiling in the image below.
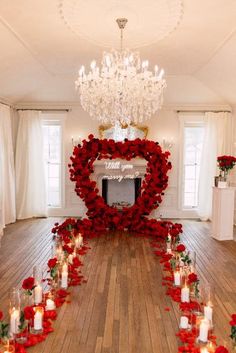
[0,0,236,106]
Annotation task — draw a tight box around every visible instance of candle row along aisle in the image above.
[152,234,233,353]
[0,224,90,353]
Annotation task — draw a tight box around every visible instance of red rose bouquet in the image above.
[22,276,36,296]
[47,257,58,280]
[217,155,236,177]
[0,311,9,339]
[230,314,236,344]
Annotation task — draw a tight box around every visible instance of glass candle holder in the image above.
[31,306,44,334]
[9,288,20,338]
[60,261,68,289]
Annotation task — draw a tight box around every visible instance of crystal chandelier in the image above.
[75,18,166,126]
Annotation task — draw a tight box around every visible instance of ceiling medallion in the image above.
[75,18,166,126]
[59,0,183,49]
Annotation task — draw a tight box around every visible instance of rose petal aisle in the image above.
[0,135,234,353]
[151,235,232,353]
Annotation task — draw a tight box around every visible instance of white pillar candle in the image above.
[75,238,80,248]
[10,308,20,334]
[34,310,43,330]
[62,262,68,272]
[68,254,74,264]
[78,235,83,247]
[199,319,209,342]
[45,298,56,311]
[200,348,209,353]
[181,286,190,303]
[61,270,68,288]
[179,316,189,329]
[174,271,181,286]
[204,305,213,322]
[34,284,43,305]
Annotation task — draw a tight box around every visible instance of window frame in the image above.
[178,113,205,212]
[41,112,65,211]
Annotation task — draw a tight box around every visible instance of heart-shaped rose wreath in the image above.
[68,134,177,235]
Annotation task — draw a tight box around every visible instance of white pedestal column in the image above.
[211,187,235,241]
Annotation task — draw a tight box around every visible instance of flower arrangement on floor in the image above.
[152,234,234,353]
[0,227,90,353]
[230,314,236,350]
[68,134,182,236]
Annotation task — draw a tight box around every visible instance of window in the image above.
[43,121,62,207]
[183,124,204,208]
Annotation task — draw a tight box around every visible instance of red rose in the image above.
[176,244,185,253]
[188,273,198,284]
[0,311,3,320]
[215,346,229,353]
[63,245,73,254]
[230,313,236,326]
[24,306,35,320]
[48,258,57,269]
[22,277,35,291]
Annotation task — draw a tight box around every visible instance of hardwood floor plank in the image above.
[0,219,236,352]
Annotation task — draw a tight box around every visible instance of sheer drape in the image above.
[198,112,234,220]
[0,104,16,235]
[16,110,47,219]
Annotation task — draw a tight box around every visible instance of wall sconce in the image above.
[71,135,82,147]
[162,137,174,150]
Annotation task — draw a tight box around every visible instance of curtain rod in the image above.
[176,109,232,113]
[0,101,11,107]
[16,108,70,112]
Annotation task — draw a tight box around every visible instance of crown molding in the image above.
[14,101,233,112]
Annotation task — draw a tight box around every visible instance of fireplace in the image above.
[102,178,141,207]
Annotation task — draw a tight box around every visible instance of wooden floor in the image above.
[0,219,236,353]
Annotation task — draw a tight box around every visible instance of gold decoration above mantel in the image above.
[99,123,148,141]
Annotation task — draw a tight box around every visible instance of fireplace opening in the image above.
[102,178,142,208]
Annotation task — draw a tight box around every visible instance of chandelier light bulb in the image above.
[90,60,96,70]
[75,18,166,125]
[79,65,85,76]
[158,68,165,79]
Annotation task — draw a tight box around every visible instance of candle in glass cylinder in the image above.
[10,307,20,334]
[199,318,209,342]
[181,285,190,303]
[174,271,181,286]
[68,253,74,264]
[34,283,43,305]
[61,262,68,288]
[204,303,213,322]
[78,234,83,247]
[34,307,43,330]
[75,237,80,248]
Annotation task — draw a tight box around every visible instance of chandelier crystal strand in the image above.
[75,18,167,126]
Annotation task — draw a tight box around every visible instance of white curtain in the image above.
[0,104,16,235]
[198,112,234,220]
[16,110,47,219]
